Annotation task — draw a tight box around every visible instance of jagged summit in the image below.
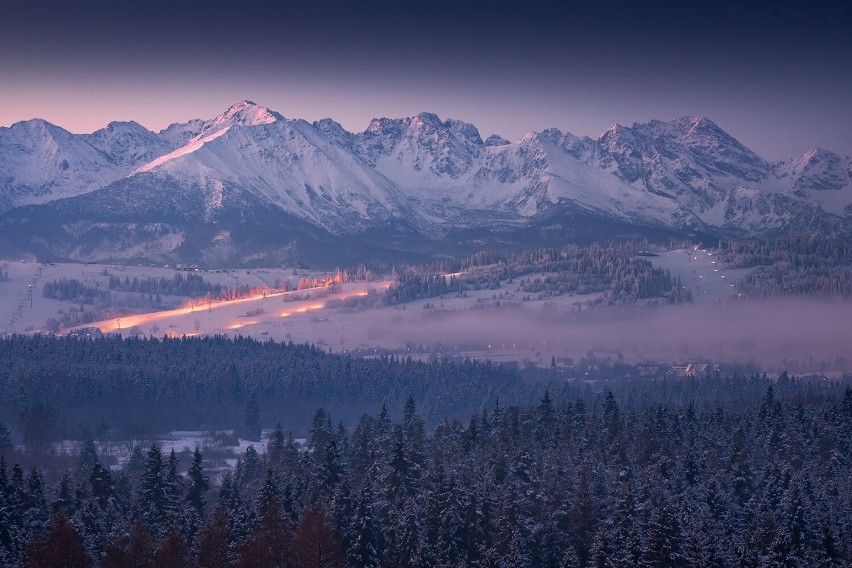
[365,112,481,138]
[671,115,717,130]
[133,101,285,174]
[102,120,147,130]
[216,100,282,125]
[411,112,443,128]
[802,146,837,160]
[484,134,510,147]
[194,100,282,139]
[3,117,66,135]
[775,146,849,196]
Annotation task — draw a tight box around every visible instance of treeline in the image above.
[42,279,111,305]
[297,268,355,291]
[386,273,457,305]
[720,236,852,268]
[3,377,851,566]
[0,335,523,442]
[41,278,167,332]
[44,307,130,334]
[108,272,362,301]
[109,273,225,299]
[734,267,852,297]
[387,242,689,305]
[41,274,284,332]
[720,236,852,297]
[109,273,274,302]
[517,270,689,304]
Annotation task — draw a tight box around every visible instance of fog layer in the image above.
[366,298,852,371]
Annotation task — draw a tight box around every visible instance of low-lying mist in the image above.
[365,297,852,372]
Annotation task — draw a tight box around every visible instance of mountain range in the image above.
[1,101,850,266]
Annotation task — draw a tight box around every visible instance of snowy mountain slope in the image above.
[0,104,282,213]
[1,101,851,265]
[512,130,695,226]
[354,112,484,178]
[585,116,851,230]
[772,147,852,216]
[158,118,206,148]
[0,118,188,212]
[130,103,413,232]
[594,116,769,205]
[337,113,697,231]
[135,100,282,174]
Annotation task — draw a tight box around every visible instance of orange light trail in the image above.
[93,288,295,333]
[227,320,259,330]
[67,280,394,335]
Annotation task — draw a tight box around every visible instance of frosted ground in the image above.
[41,430,307,475]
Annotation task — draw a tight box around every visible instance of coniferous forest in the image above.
[0,336,850,566]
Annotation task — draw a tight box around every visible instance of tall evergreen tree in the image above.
[244,392,261,442]
[295,506,344,568]
[239,498,296,568]
[138,444,171,537]
[641,493,685,567]
[195,506,231,568]
[155,526,190,568]
[187,447,209,520]
[348,486,380,568]
[125,522,155,568]
[25,512,91,568]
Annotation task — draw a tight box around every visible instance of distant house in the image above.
[687,363,709,377]
[668,363,718,378]
[669,364,690,378]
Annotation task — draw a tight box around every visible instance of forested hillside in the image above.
[0,335,524,441]
[722,237,852,297]
[1,376,849,566]
[387,242,690,305]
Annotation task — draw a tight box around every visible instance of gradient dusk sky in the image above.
[1,0,850,161]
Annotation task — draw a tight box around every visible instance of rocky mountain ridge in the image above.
[1,101,849,264]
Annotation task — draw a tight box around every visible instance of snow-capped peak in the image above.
[194,100,282,140]
[102,120,146,131]
[133,101,283,174]
[801,146,836,161]
[215,100,281,127]
[673,116,728,141]
[600,123,637,145]
[411,112,443,128]
[774,146,848,195]
[484,134,510,147]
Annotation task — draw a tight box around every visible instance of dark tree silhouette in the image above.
[25,513,91,568]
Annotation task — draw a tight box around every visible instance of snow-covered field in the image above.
[649,247,751,304]
[63,268,598,367]
[41,431,307,474]
[157,430,306,472]
[0,259,330,335]
[3,254,851,371]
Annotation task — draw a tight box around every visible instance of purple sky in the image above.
[2,0,850,161]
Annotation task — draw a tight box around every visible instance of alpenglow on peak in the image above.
[207,100,283,130]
